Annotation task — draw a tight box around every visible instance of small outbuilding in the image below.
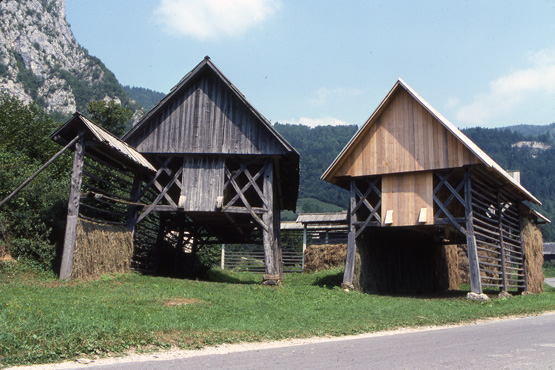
[322,79,549,295]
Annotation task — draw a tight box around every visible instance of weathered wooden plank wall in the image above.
[180,157,224,212]
[127,74,287,156]
[336,89,480,178]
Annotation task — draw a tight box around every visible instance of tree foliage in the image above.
[274,123,358,208]
[123,85,165,111]
[86,100,133,137]
[0,94,71,268]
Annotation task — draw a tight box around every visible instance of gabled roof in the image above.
[321,78,541,205]
[296,212,348,224]
[51,113,156,173]
[122,56,297,155]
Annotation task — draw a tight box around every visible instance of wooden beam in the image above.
[59,134,85,280]
[262,160,282,284]
[127,173,143,234]
[342,178,357,289]
[465,168,483,294]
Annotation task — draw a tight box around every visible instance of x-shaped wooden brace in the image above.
[137,157,183,223]
[223,161,269,232]
[433,169,466,234]
[352,178,382,238]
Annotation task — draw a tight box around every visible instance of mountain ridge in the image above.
[0,0,134,116]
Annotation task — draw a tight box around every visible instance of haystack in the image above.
[304,244,346,273]
[72,218,134,280]
[521,218,544,293]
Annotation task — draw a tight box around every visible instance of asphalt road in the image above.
[60,313,555,370]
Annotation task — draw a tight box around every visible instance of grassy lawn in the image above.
[1,262,554,367]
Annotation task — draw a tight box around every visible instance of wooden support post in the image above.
[59,134,85,280]
[342,178,357,289]
[464,169,482,294]
[221,244,226,270]
[497,193,508,292]
[262,160,282,285]
[302,224,307,272]
[127,173,142,235]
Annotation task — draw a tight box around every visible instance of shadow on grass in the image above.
[312,270,344,290]
[200,268,261,285]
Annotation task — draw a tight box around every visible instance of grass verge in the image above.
[1,262,554,367]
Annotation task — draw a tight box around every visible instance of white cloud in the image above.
[454,49,555,126]
[281,117,353,128]
[155,0,281,40]
[309,87,363,106]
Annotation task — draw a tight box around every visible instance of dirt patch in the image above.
[163,298,205,306]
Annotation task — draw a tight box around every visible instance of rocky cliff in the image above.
[0,0,131,115]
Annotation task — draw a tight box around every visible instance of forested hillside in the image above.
[274,123,357,209]
[123,86,165,112]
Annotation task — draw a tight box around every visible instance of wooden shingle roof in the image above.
[51,113,156,173]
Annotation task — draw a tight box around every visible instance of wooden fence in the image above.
[221,225,348,273]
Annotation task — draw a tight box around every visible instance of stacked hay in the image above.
[304,244,346,273]
[521,218,544,293]
[72,218,134,280]
[435,244,461,290]
[457,244,470,284]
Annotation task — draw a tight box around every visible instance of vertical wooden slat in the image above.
[59,134,85,280]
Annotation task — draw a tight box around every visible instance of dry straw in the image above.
[72,218,134,280]
[303,244,346,273]
[522,218,544,293]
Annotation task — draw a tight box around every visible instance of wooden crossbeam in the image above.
[224,161,264,208]
[137,167,182,223]
[138,157,172,199]
[351,178,382,237]
[224,166,268,232]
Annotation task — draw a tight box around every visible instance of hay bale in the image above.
[522,218,544,293]
[72,218,134,280]
[304,244,346,273]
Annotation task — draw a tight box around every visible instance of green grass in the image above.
[543,261,555,278]
[1,262,554,367]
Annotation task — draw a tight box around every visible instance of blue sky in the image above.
[65,1,555,128]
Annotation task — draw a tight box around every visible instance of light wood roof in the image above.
[322,79,541,205]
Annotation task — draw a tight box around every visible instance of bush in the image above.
[0,95,71,269]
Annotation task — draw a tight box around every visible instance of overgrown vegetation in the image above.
[0,95,71,269]
[0,263,554,367]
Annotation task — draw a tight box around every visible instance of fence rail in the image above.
[221,227,348,273]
